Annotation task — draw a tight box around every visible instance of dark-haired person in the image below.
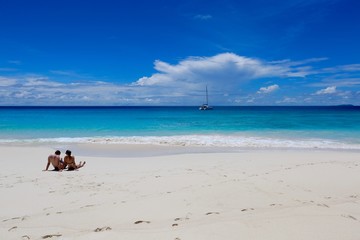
[63,150,86,171]
[44,150,64,171]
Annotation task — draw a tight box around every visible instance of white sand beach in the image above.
[1,144,360,240]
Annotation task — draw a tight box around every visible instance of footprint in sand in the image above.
[172,217,190,226]
[205,212,220,215]
[342,215,357,221]
[3,217,21,222]
[42,234,62,239]
[21,235,30,240]
[3,216,27,222]
[81,204,95,209]
[317,203,329,208]
[269,203,283,207]
[8,226,17,232]
[134,220,151,224]
[241,208,255,212]
[94,227,112,232]
[175,217,190,221]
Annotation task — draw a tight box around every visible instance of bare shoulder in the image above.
[65,155,75,163]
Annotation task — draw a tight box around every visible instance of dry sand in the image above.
[1,144,360,240]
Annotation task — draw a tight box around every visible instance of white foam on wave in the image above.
[1,135,360,150]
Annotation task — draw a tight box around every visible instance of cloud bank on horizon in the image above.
[1,52,359,106]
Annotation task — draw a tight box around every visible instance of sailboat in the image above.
[199,86,213,110]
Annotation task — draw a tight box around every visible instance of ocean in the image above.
[1,106,360,149]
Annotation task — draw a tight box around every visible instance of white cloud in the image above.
[257,84,279,94]
[0,77,17,86]
[315,86,337,95]
[322,64,360,73]
[23,77,64,87]
[194,14,212,20]
[1,52,360,106]
[133,53,306,90]
[49,70,88,79]
[0,75,135,105]
[8,60,21,65]
[309,78,360,87]
[0,68,17,72]
[276,97,297,104]
[271,57,328,67]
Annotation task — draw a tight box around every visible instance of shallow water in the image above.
[1,106,359,149]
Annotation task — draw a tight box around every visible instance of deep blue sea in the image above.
[1,106,360,149]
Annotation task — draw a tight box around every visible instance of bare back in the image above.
[64,155,76,168]
[48,154,61,168]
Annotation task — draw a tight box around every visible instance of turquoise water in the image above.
[1,106,360,149]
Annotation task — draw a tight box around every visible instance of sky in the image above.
[1,0,360,106]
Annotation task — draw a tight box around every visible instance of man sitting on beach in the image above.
[63,150,86,171]
[44,150,63,171]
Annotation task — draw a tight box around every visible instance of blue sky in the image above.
[1,0,360,105]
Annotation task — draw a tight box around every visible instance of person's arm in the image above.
[63,156,68,169]
[73,156,79,168]
[44,158,50,171]
[62,161,67,170]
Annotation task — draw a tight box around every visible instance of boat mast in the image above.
[206,85,209,105]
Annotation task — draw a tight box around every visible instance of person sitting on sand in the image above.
[44,150,64,171]
[63,150,86,171]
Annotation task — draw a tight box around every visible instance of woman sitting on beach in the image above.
[63,150,86,171]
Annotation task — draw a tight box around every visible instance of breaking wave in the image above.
[1,134,360,150]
